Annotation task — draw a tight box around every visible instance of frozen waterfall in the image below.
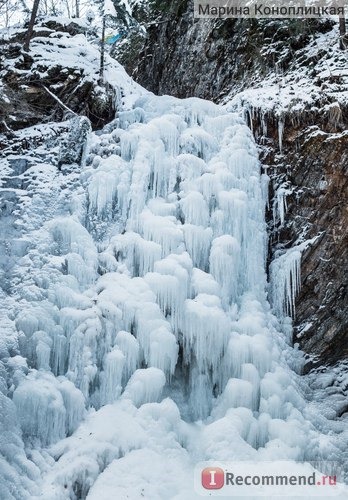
[0,88,346,499]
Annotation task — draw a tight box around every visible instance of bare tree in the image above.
[99,7,106,82]
[339,16,347,50]
[23,0,41,51]
[0,0,27,27]
[0,0,11,27]
[19,0,30,14]
[64,0,71,17]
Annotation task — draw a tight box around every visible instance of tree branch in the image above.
[42,85,78,116]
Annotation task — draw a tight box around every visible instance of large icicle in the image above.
[270,236,320,317]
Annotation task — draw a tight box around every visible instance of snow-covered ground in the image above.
[0,23,347,499]
[225,23,348,119]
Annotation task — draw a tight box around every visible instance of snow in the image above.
[224,24,348,154]
[0,19,347,500]
[88,448,194,500]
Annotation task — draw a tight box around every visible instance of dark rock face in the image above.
[283,130,348,368]
[126,2,333,100]
[263,122,348,369]
[248,104,348,369]
[130,1,348,368]
[133,12,271,99]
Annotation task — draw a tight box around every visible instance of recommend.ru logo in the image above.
[202,467,225,490]
[195,461,346,497]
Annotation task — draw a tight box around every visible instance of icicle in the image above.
[184,294,229,381]
[179,127,218,160]
[115,331,140,383]
[151,144,172,198]
[51,285,92,310]
[150,116,181,156]
[261,173,270,211]
[188,366,213,420]
[13,376,65,446]
[135,302,178,376]
[217,189,247,242]
[121,368,166,407]
[147,326,178,376]
[13,372,84,446]
[32,331,52,371]
[144,254,191,334]
[222,333,251,382]
[140,209,184,257]
[204,114,239,136]
[180,192,209,226]
[215,378,254,413]
[15,312,39,338]
[127,139,157,224]
[51,326,67,376]
[278,116,285,153]
[261,111,268,137]
[247,104,254,134]
[277,188,286,226]
[144,273,182,328]
[240,363,260,411]
[209,236,240,306]
[196,172,219,205]
[147,198,177,217]
[191,268,220,298]
[120,130,138,161]
[100,348,125,405]
[136,238,163,276]
[177,153,207,182]
[117,108,145,129]
[111,231,162,276]
[49,217,98,269]
[58,379,85,435]
[270,247,302,318]
[87,155,126,216]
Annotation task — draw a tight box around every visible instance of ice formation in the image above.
[270,236,320,318]
[0,55,346,500]
[273,183,293,227]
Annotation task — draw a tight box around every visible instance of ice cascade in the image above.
[1,91,345,499]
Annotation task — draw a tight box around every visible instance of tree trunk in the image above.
[23,0,40,51]
[339,16,347,50]
[75,0,80,18]
[99,13,106,82]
